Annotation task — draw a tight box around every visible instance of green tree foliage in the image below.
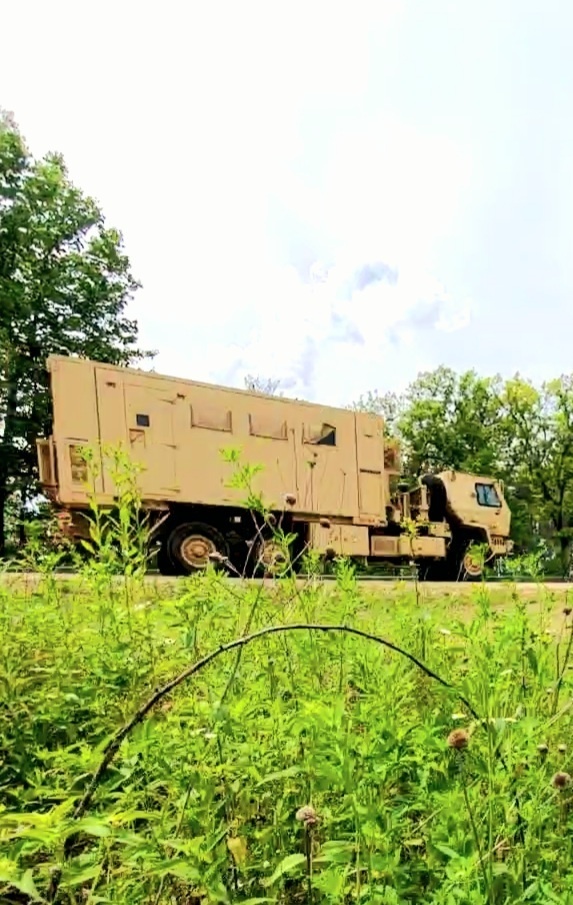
[354,368,573,571]
[351,388,402,438]
[396,367,504,476]
[0,110,155,554]
[500,375,573,571]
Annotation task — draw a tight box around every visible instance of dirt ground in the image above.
[2,571,572,602]
[2,572,571,634]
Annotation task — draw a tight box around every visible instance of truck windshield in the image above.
[475,482,501,508]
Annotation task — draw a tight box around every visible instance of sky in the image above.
[2,0,573,406]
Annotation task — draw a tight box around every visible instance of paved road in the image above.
[2,571,572,597]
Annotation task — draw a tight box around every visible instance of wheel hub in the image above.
[258,539,287,574]
[463,550,483,577]
[180,534,216,569]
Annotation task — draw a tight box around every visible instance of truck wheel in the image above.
[447,541,483,581]
[156,542,180,576]
[460,544,484,581]
[167,522,229,574]
[252,536,291,577]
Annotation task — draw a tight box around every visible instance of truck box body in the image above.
[38,355,398,526]
[37,355,513,575]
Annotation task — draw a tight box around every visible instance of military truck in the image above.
[36,355,513,579]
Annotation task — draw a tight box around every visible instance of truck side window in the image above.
[475,482,501,507]
[305,423,336,447]
[136,413,150,427]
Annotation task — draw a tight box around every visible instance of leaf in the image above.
[256,765,301,786]
[526,648,538,676]
[227,835,247,866]
[0,868,44,902]
[238,900,276,905]
[314,840,354,865]
[263,853,306,886]
[73,819,111,838]
[433,843,460,860]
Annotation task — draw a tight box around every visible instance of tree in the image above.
[499,375,573,572]
[396,366,505,477]
[0,111,155,554]
[244,374,283,396]
[353,367,573,564]
[350,388,402,438]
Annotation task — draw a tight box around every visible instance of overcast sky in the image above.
[2,0,572,405]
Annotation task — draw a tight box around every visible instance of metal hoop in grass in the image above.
[46,622,522,902]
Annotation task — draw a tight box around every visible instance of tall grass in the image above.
[2,450,573,903]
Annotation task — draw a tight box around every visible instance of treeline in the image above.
[352,370,573,572]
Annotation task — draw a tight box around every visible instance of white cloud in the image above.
[1,0,472,405]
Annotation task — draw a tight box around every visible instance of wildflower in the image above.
[537,743,549,756]
[284,493,297,506]
[296,805,318,827]
[319,517,331,529]
[552,771,571,790]
[447,728,469,750]
[439,628,452,636]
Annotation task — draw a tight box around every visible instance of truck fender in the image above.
[420,474,447,522]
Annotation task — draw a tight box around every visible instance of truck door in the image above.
[354,412,386,520]
[123,383,179,496]
[95,368,178,498]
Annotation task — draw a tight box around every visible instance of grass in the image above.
[3,563,573,904]
[3,446,573,903]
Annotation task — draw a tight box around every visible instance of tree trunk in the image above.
[0,488,6,557]
[0,370,19,558]
[559,534,571,578]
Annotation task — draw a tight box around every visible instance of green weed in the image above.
[2,452,573,903]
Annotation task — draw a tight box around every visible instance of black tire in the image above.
[249,523,302,578]
[167,521,229,574]
[446,538,484,582]
[156,542,181,576]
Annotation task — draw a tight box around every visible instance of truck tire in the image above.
[156,542,180,576]
[167,522,229,574]
[420,474,447,522]
[446,538,484,581]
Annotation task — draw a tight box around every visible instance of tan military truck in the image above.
[36,355,513,579]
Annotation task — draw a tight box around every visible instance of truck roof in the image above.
[45,354,375,421]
